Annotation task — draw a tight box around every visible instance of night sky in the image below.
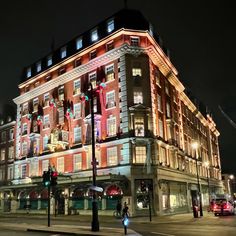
[0,0,235,173]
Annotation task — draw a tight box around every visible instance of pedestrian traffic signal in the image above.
[51,171,58,186]
[43,171,50,187]
[140,181,146,192]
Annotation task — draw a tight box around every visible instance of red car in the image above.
[213,199,235,216]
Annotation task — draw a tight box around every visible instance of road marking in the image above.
[151,232,176,236]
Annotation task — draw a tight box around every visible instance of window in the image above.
[106,41,114,51]
[43,135,48,151]
[42,160,49,172]
[166,102,171,118]
[74,79,81,95]
[58,107,64,124]
[74,58,82,67]
[21,165,27,179]
[159,118,164,138]
[25,85,30,92]
[107,19,114,32]
[90,50,97,60]
[60,46,67,59]
[43,115,50,129]
[134,146,146,163]
[58,67,66,75]
[149,23,154,36]
[157,95,162,112]
[133,91,143,104]
[106,91,116,109]
[45,74,52,81]
[21,142,27,156]
[160,147,167,165]
[105,64,114,82]
[22,103,28,115]
[8,146,14,159]
[44,93,50,107]
[1,131,6,143]
[57,157,64,173]
[0,148,5,161]
[26,67,31,78]
[76,37,83,50]
[74,126,82,143]
[33,98,39,112]
[47,55,52,66]
[165,80,170,95]
[107,146,118,166]
[8,166,14,180]
[74,103,81,119]
[130,37,140,47]
[74,154,82,171]
[132,68,142,77]
[9,129,14,140]
[107,116,116,137]
[89,72,97,89]
[134,117,145,136]
[155,70,161,87]
[91,28,98,42]
[58,86,64,101]
[30,159,39,177]
[36,61,41,72]
[22,123,27,135]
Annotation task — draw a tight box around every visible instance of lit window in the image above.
[58,107,64,124]
[43,115,50,129]
[74,103,81,119]
[43,135,49,151]
[106,91,116,109]
[157,95,162,112]
[21,164,27,178]
[91,28,98,42]
[21,142,28,156]
[44,93,50,107]
[33,98,39,112]
[132,68,142,77]
[105,64,114,82]
[9,129,14,140]
[30,159,39,177]
[36,61,41,72]
[107,116,116,137]
[107,146,118,166]
[8,146,14,159]
[159,118,164,138]
[57,157,64,173]
[58,86,64,101]
[8,166,14,180]
[89,72,97,89]
[42,160,49,172]
[22,123,27,136]
[76,37,83,50]
[22,103,28,115]
[130,37,140,47]
[107,19,114,33]
[60,46,67,59]
[134,146,146,163]
[74,126,82,143]
[47,55,52,66]
[74,154,82,171]
[74,79,81,95]
[133,91,143,104]
[134,117,145,136]
[0,148,5,161]
[166,102,171,118]
[26,67,31,78]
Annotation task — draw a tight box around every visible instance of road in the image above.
[0,212,236,235]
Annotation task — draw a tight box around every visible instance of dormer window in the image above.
[26,67,31,78]
[90,50,97,60]
[60,46,67,59]
[36,61,42,72]
[47,55,52,66]
[132,68,142,77]
[76,37,83,50]
[130,37,140,47]
[91,28,98,42]
[107,19,114,33]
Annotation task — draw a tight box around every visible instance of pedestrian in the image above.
[122,202,129,218]
[116,200,122,217]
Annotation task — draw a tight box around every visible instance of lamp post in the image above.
[192,141,203,217]
[204,161,211,206]
[229,175,234,198]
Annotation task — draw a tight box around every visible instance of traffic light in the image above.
[51,170,58,186]
[43,171,50,187]
[140,180,146,192]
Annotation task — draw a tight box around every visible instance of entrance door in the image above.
[191,190,198,207]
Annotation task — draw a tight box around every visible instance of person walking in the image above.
[116,200,122,217]
[122,202,129,218]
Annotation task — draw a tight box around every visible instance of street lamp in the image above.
[192,141,203,217]
[229,175,234,198]
[204,161,211,206]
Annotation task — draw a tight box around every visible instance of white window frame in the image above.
[166,102,171,118]
[57,157,64,173]
[22,123,27,136]
[76,37,83,50]
[43,115,50,129]
[89,72,97,89]
[1,131,6,142]
[44,93,50,107]
[91,28,98,42]
[0,148,5,161]
[107,19,114,33]
[21,164,27,179]
[7,166,14,180]
[60,46,67,59]
[73,103,81,119]
[30,159,39,177]
[21,142,27,156]
[74,154,82,171]
[134,146,146,163]
[74,79,81,95]
[36,61,41,72]
[106,90,116,109]
[107,116,116,137]
[107,146,118,166]
[22,102,28,115]
[132,68,142,77]
[33,98,39,112]
[42,160,49,173]
[134,117,145,137]
[8,146,14,159]
[159,118,164,138]
[157,94,163,112]
[43,135,49,151]
[74,126,82,143]
[133,91,143,104]
[105,64,114,82]
[58,86,64,101]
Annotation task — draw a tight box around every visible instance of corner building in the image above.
[10,9,223,216]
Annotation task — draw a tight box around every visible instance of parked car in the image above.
[213,199,235,216]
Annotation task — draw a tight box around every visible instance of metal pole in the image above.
[207,167,211,205]
[90,83,99,232]
[47,168,51,227]
[195,149,203,217]
[148,190,152,222]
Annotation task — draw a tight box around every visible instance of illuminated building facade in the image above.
[0,9,222,215]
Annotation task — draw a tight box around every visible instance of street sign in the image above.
[89,186,103,192]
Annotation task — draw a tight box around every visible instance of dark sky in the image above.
[0,0,235,173]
